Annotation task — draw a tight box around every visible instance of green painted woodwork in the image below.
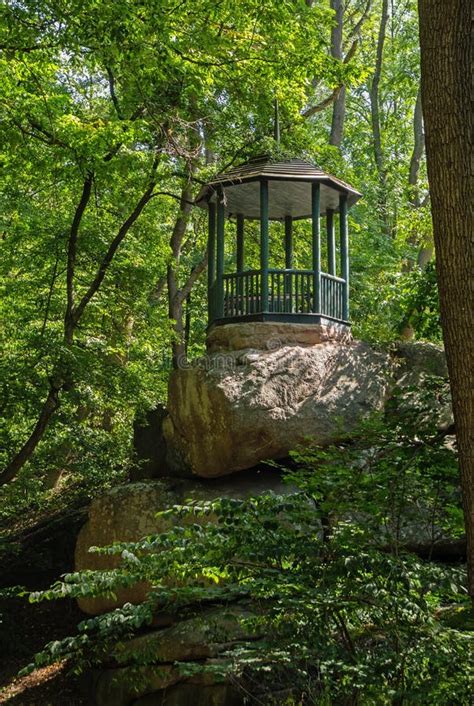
[221,269,345,320]
[312,182,321,313]
[236,213,244,273]
[339,193,349,321]
[236,212,244,303]
[326,209,336,276]
[205,170,355,328]
[260,180,269,313]
[216,189,225,320]
[207,202,216,320]
[284,215,293,269]
[284,215,293,313]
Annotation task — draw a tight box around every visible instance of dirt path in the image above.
[0,588,87,704]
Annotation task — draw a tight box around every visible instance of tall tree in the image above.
[408,87,424,210]
[369,0,389,232]
[328,0,372,147]
[418,0,473,597]
[328,0,346,146]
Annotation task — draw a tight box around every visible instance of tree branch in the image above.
[170,45,276,68]
[302,40,358,119]
[72,158,159,326]
[347,0,372,41]
[64,173,94,344]
[0,42,58,53]
[0,382,62,486]
[106,66,124,120]
[302,87,343,118]
[343,38,359,64]
[175,255,207,306]
[151,190,195,206]
[408,87,425,207]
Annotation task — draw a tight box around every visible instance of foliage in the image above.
[0,0,334,510]
[22,400,470,704]
[397,263,442,340]
[0,0,444,520]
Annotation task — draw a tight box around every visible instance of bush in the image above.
[22,409,471,704]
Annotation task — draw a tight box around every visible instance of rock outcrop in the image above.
[75,471,292,614]
[78,339,454,705]
[95,664,243,706]
[93,606,256,706]
[163,340,393,478]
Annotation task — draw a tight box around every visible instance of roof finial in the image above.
[273,98,280,144]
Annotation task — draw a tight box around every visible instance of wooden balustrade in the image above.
[220,269,346,321]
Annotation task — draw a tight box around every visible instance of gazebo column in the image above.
[260,180,269,313]
[236,213,244,272]
[284,215,293,313]
[236,213,244,314]
[339,193,349,321]
[207,201,216,323]
[326,208,336,276]
[284,215,293,268]
[312,182,321,313]
[215,188,225,320]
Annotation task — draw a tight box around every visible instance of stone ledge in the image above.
[206,320,352,352]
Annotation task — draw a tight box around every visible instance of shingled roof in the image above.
[196,156,362,220]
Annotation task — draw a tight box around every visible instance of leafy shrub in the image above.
[21,405,471,704]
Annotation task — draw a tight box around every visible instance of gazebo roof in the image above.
[196,155,362,220]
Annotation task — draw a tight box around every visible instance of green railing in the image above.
[215,269,346,322]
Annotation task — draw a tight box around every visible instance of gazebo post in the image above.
[260,180,269,313]
[236,213,244,273]
[216,188,225,320]
[339,193,349,321]
[284,215,293,268]
[207,202,216,323]
[284,215,293,313]
[326,208,336,276]
[236,213,244,315]
[312,183,321,313]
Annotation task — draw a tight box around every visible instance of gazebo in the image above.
[196,155,361,332]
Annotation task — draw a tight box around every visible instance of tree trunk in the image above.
[418,0,473,598]
[329,0,346,147]
[369,0,389,232]
[167,181,195,368]
[330,86,346,147]
[399,86,430,340]
[408,87,424,208]
[0,382,62,486]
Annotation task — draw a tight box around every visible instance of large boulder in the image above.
[75,481,177,614]
[94,663,243,706]
[163,340,393,478]
[75,471,291,614]
[113,606,259,666]
[94,606,255,706]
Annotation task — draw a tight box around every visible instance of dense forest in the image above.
[0,0,472,704]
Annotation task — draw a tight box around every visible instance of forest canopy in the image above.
[0,0,437,502]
